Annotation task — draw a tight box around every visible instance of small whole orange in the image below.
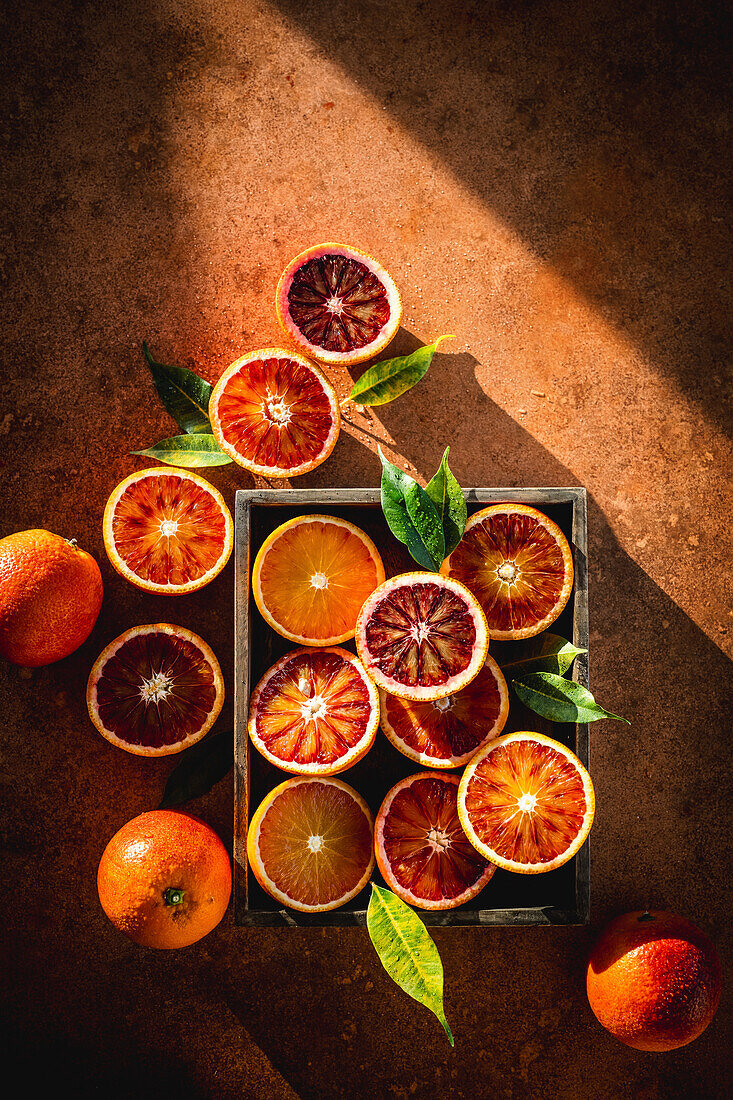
[586,910,722,1051]
[0,529,103,666]
[97,810,232,949]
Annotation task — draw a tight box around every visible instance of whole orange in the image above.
[586,910,722,1051]
[98,810,231,949]
[0,529,103,666]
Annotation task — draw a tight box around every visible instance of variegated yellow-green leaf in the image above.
[143,341,213,435]
[131,434,232,467]
[348,335,455,406]
[367,883,454,1046]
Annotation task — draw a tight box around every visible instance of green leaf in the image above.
[367,884,454,1046]
[512,673,629,724]
[143,341,213,434]
[379,449,444,571]
[131,434,232,467]
[500,634,586,677]
[158,729,233,808]
[425,447,467,556]
[348,335,455,406]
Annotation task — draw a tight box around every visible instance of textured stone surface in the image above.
[1,1,730,1097]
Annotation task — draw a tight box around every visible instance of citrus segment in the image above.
[355,572,488,701]
[441,503,574,640]
[248,647,379,775]
[253,515,385,645]
[247,777,375,911]
[375,773,495,910]
[380,655,509,768]
[87,624,224,756]
[276,243,402,366]
[103,468,233,594]
[209,348,339,477]
[458,731,594,873]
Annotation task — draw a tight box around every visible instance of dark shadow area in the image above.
[272,0,732,434]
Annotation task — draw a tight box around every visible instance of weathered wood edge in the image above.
[233,486,590,927]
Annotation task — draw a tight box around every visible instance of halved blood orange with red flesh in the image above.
[103,468,233,594]
[253,515,385,645]
[375,773,495,910]
[209,348,340,477]
[380,655,509,769]
[248,647,379,775]
[441,504,574,640]
[247,777,375,911]
[87,624,224,756]
[276,243,403,366]
[355,573,488,701]
[458,732,594,873]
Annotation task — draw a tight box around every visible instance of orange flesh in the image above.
[464,740,587,864]
[258,520,382,641]
[94,632,218,748]
[364,582,477,688]
[287,254,390,352]
[447,512,568,634]
[111,474,227,585]
[256,781,373,907]
[216,356,334,470]
[254,651,373,766]
[381,777,490,903]
[384,661,503,761]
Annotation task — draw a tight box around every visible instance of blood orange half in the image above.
[252,515,385,645]
[355,573,488,701]
[375,773,495,910]
[458,732,594,873]
[276,243,402,366]
[87,624,224,756]
[441,503,574,640]
[103,468,233,594]
[248,647,379,775]
[209,348,340,477]
[380,655,509,769]
[247,776,375,911]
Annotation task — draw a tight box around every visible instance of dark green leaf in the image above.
[500,634,586,677]
[131,434,232,467]
[379,449,444,571]
[158,729,233,808]
[512,673,629,724]
[143,341,213,434]
[425,447,467,556]
[367,884,454,1046]
[348,335,455,406]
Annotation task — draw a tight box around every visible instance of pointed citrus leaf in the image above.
[512,673,629,724]
[425,447,467,556]
[379,449,443,571]
[500,634,586,677]
[367,884,454,1046]
[143,341,213,434]
[131,434,232,467]
[349,335,455,406]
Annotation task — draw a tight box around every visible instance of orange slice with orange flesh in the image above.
[375,772,495,910]
[276,243,402,366]
[248,647,379,775]
[441,503,574,640]
[252,515,385,646]
[380,654,509,769]
[87,624,224,756]
[458,732,594,873]
[102,468,233,594]
[247,777,375,911]
[209,348,340,477]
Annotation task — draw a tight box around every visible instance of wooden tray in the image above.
[234,487,589,927]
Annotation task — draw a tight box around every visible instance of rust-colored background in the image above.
[2,1,731,1097]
